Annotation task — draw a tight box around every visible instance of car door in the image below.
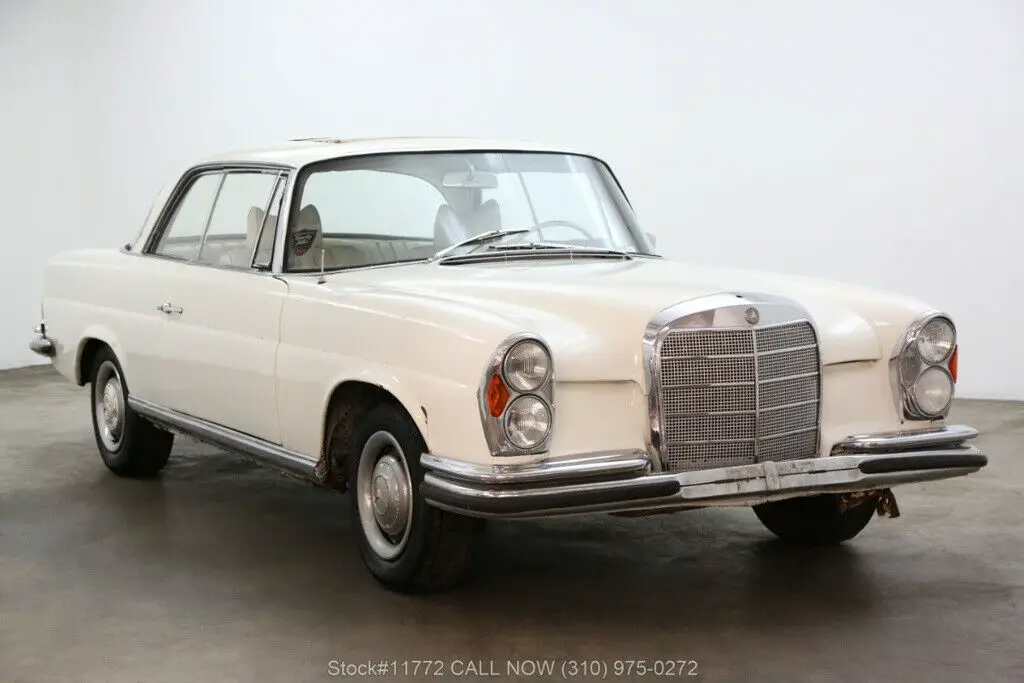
[133,171,226,406]
[156,168,289,443]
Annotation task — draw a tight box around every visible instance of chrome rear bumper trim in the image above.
[29,324,56,357]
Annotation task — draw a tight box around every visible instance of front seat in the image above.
[465,199,502,235]
[287,204,339,271]
[433,205,466,250]
[219,206,275,267]
[432,200,503,250]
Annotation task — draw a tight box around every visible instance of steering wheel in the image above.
[514,219,595,243]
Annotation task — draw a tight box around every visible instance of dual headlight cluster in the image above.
[892,313,958,420]
[480,336,554,456]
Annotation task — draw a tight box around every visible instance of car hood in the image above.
[330,257,932,382]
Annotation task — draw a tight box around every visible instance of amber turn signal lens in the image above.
[486,374,510,417]
[948,346,958,382]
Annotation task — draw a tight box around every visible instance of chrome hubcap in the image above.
[370,455,411,536]
[102,382,122,433]
[94,361,125,452]
[356,431,414,560]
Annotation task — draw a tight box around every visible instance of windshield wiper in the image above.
[486,241,634,259]
[429,229,531,261]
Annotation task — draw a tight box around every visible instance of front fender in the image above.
[276,345,492,463]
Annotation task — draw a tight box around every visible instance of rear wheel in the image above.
[753,493,876,545]
[344,402,483,593]
[89,347,173,477]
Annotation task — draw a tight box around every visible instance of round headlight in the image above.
[916,317,956,364]
[503,395,552,449]
[913,366,954,415]
[502,339,551,392]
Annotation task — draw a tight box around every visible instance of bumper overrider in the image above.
[29,323,56,357]
[420,425,987,519]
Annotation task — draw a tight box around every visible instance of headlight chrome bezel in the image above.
[891,311,958,421]
[478,333,555,457]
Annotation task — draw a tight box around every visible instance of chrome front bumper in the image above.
[29,324,55,357]
[420,425,987,519]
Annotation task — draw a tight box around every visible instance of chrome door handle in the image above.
[157,302,183,315]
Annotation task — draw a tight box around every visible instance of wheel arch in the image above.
[75,328,126,386]
[316,377,428,492]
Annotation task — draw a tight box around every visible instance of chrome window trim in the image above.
[477,332,555,457]
[131,163,293,278]
[142,162,292,256]
[249,172,287,270]
[641,292,823,472]
[272,168,299,275]
[194,172,227,263]
[279,149,656,275]
[888,310,957,421]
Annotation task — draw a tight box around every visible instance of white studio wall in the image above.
[1,0,1021,399]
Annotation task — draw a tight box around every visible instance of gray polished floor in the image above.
[1,365,1021,682]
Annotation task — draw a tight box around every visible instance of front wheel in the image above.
[753,493,876,545]
[345,403,483,593]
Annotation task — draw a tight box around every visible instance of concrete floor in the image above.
[1,366,1022,683]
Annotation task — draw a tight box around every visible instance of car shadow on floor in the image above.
[11,440,1009,658]
[63,447,889,624]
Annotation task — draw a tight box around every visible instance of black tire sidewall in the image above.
[754,494,875,545]
[346,403,437,587]
[89,348,131,468]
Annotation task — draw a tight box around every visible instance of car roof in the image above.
[198,136,593,168]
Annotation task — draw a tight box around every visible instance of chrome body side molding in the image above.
[127,397,318,480]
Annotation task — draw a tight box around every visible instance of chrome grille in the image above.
[656,321,821,472]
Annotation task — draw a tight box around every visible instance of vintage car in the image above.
[30,136,987,593]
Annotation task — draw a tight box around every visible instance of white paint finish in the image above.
[197,138,589,170]
[545,382,649,458]
[310,257,929,377]
[273,274,515,461]
[43,250,185,400]
[34,226,943,470]
[817,361,918,455]
[157,265,289,443]
[4,1,1023,398]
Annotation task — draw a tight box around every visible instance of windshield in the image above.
[285,151,653,272]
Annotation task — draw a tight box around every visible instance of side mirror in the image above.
[645,232,658,249]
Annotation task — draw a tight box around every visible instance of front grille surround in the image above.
[643,294,823,473]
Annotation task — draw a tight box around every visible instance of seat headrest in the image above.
[465,199,501,234]
[247,206,265,244]
[433,204,465,248]
[291,204,323,257]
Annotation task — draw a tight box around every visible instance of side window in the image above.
[197,172,279,266]
[152,173,222,260]
[252,178,285,269]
